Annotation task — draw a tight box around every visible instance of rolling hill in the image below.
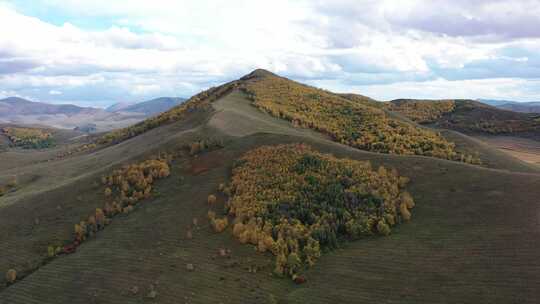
[387,99,540,139]
[1,69,539,303]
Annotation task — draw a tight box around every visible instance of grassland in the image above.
[1,70,539,303]
[2,129,539,303]
[476,135,540,166]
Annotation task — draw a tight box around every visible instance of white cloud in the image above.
[326,78,540,102]
[48,90,62,95]
[1,1,540,105]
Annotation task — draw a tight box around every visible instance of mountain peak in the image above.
[241,68,277,80]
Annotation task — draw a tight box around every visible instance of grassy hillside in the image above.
[1,69,540,303]
[95,81,241,146]
[1,129,539,303]
[90,70,482,164]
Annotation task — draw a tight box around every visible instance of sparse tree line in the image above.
[4,157,171,286]
[240,74,480,164]
[208,144,415,281]
[96,82,241,146]
[6,139,234,286]
[186,138,225,156]
[54,143,97,159]
[2,127,55,149]
[46,157,171,260]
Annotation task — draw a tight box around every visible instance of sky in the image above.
[1,0,540,107]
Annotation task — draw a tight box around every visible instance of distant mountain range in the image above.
[0,97,102,116]
[478,99,540,113]
[0,97,186,132]
[106,97,185,115]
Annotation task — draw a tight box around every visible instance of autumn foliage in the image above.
[241,72,478,163]
[386,99,456,123]
[45,157,172,259]
[224,144,415,278]
[2,127,54,149]
[5,269,16,284]
[100,158,170,208]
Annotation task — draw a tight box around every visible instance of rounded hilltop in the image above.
[240,68,278,80]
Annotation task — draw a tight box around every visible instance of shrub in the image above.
[188,138,224,156]
[95,208,105,229]
[87,215,97,233]
[207,194,217,205]
[400,202,412,221]
[286,252,302,276]
[232,222,245,237]
[123,205,134,214]
[190,142,201,155]
[401,191,415,209]
[5,269,17,284]
[47,246,56,258]
[6,177,17,188]
[74,224,84,242]
[377,220,391,236]
[211,217,229,233]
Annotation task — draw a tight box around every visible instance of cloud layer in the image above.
[1,0,540,106]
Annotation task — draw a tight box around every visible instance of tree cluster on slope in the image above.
[221,144,415,279]
[47,156,171,258]
[386,100,456,124]
[2,127,55,149]
[241,73,479,164]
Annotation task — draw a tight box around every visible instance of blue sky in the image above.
[1,0,540,107]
